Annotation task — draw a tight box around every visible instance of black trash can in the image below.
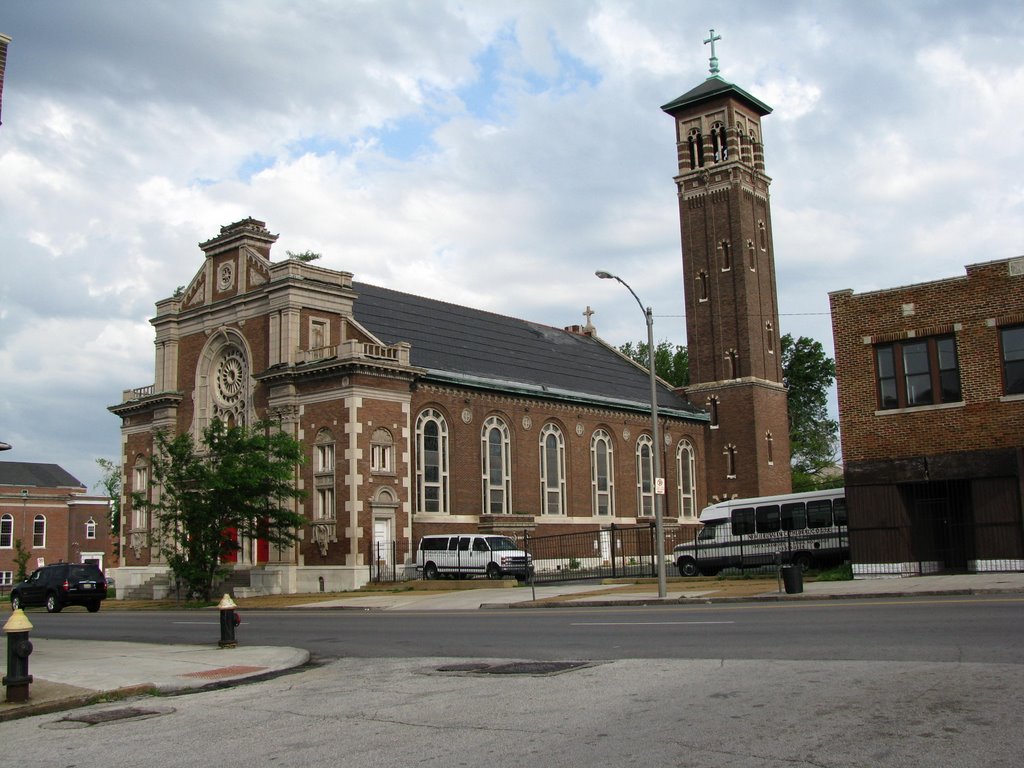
[780,565,803,594]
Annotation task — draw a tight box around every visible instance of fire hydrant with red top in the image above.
[3,609,34,703]
[218,594,240,648]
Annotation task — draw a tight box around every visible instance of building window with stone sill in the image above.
[1000,324,1024,396]
[316,487,335,521]
[0,513,12,548]
[33,514,46,548]
[86,517,97,540]
[371,428,394,474]
[875,335,961,410]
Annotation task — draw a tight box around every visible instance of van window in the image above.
[833,497,848,526]
[472,538,488,552]
[755,505,780,533]
[807,500,833,528]
[732,508,755,536]
[458,536,471,551]
[421,538,448,552]
[448,537,459,551]
[698,522,722,541]
[781,502,806,531]
[485,536,517,551]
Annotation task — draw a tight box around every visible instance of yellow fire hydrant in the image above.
[3,609,34,703]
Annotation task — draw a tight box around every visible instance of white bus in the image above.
[672,488,848,577]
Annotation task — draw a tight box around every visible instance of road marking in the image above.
[571,621,736,626]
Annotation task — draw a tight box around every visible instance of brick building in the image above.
[0,462,113,587]
[109,62,793,595]
[830,257,1024,576]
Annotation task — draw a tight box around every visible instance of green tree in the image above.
[137,419,306,601]
[781,333,840,490]
[95,458,122,557]
[618,340,689,388]
[13,539,31,583]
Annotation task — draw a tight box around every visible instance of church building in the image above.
[109,41,791,596]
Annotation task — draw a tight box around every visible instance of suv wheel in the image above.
[86,601,101,613]
[45,593,63,613]
[10,593,21,611]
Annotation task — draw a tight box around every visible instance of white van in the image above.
[673,488,848,576]
[416,534,533,581]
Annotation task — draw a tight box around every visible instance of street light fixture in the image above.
[595,270,668,598]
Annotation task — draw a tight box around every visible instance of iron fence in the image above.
[367,539,410,583]
[524,523,673,583]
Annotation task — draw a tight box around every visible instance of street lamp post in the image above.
[595,270,668,598]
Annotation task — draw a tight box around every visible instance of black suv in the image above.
[10,563,108,613]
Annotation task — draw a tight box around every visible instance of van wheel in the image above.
[486,563,502,580]
[677,558,699,578]
[46,593,63,613]
[793,553,813,572]
[423,562,439,580]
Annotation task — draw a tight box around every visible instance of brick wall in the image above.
[830,257,1024,464]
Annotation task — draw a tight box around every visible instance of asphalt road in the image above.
[9,595,1024,767]
[26,594,1024,664]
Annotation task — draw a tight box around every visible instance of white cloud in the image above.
[1,0,1022,491]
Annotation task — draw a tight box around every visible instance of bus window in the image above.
[781,502,806,531]
[807,500,832,529]
[698,522,722,541]
[833,497,848,526]
[755,505,780,533]
[732,508,755,536]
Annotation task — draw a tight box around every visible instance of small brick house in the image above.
[0,462,113,586]
[830,257,1024,576]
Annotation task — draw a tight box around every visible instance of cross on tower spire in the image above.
[704,28,722,76]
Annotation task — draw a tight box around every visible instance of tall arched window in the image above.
[591,429,615,516]
[539,424,566,516]
[758,220,768,251]
[677,441,697,519]
[132,455,148,530]
[747,239,756,271]
[765,322,775,356]
[314,428,336,520]
[711,122,727,162]
[725,445,737,479]
[709,396,720,428]
[481,416,512,514]
[766,432,775,465]
[720,240,732,271]
[688,128,705,169]
[416,409,449,514]
[0,513,12,548]
[86,517,97,540]
[697,271,709,302]
[635,435,654,517]
[33,515,46,548]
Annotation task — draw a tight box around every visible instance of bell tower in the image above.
[662,31,791,501]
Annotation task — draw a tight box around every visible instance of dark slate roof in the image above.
[661,75,772,116]
[351,282,704,418]
[0,462,84,489]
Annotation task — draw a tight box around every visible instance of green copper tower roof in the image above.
[660,75,773,116]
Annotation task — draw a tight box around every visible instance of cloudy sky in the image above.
[2,0,1022,493]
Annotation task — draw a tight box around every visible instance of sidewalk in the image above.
[2,572,1022,722]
